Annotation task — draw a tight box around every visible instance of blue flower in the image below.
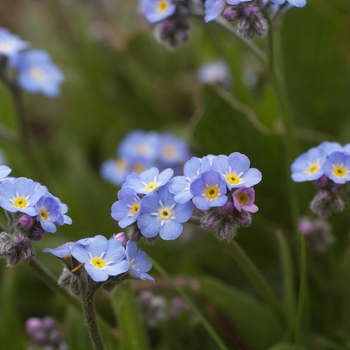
[71,235,129,282]
[111,187,141,228]
[190,170,228,210]
[125,241,154,282]
[158,133,191,166]
[140,0,177,23]
[11,49,64,97]
[124,167,174,195]
[43,238,91,258]
[0,28,29,59]
[291,147,327,182]
[100,158,131,186]
[318,141,343,155]
[137,185,193,240]
[322,151,350,184]
[212,152,262,189]
[0,177,47,215]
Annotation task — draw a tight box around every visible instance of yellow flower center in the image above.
[226,173,240,185]
[158,207,173,221]
[205,186,219,199]
[163,146,175,159]
[30,67,46,82]
[333,165,347,178]
[91,257,105,269]
[145,182,158,192]
[0,43,11,53]
[237,192,248,205]
[40,208,48,221]
[13,197,28,208]
[116,159,127,171]
[131,202,140,215]
[307,163,319,174]
[132,163,144,174]
[158,0,168,12]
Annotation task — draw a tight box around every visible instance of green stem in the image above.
[150,257,229,350]
[226,241,286,326]
[26,258,117,346]
[295,234,307,349]
[79,280,107,350]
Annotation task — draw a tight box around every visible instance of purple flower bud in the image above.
[113,232,127,247]
[14,233,27,245]
[28,227,45,241]
[18,214,34,229]
[25,317,42,335]
[315,174,328,188]
[223,7,238,21]
[41,316,55,330]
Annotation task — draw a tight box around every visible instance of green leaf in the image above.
[111,281,150,350]
[200,276,284,350]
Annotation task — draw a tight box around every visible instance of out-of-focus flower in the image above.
[11,49,64,97]
[0,28,29,59]
[196,60,231,87]
[140,0,177,23]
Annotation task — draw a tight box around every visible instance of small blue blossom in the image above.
[11,49,64,97]
[158,133,191,166]
[100,158,131,186]
[0,177,47,216]
[0,28,29,59]
[36,195,61,233]
[190,170,228,210]
[137,184,193,240]
[111,187,142,228]
[140,0,177,23]
[43,238,91,258]
[291,147,327,182]
[125,241,154,282]
[322,151,350,184]
[212,152,262,189]
[318,141,343,155]
[71,235,129,282]
[124,167,174,195]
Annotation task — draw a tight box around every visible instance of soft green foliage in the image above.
[0,0,350,349]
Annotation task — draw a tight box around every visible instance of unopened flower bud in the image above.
[113,232,127,247]
[223,7,238,21]
[18,214,34,230]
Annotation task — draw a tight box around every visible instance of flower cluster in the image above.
[112,152,261,242]
[25,316,67,350]
[137,0,306,45]
[101,130,191,186]
[0,27,63,97]
[291,141,350,218]
[44,233,154,293]
[0,169,71,266]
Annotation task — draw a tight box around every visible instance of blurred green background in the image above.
[0,0,350,349]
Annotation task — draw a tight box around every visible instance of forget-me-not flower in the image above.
[212,152,262,189]
[71,235,129,282]
[232,187,258,213]
[0,177,47,216]
[322,151,350,184]
[0,28,29,59]
[140,0,177,23]
[291,147,327,182]
[11,49,64,97]
[137,184,193,240]
[125,241,154,282]
[111,187,142,228]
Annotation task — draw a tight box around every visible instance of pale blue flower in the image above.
[190,170,228,210]
[291,147,327,182]
[71,235,129,282]
[125,241,154,282]
[111,187,142,228]
[232,187,258,213]
[0,28,29,59]
[322,151,350,184]
[0,165,11,182]
[140,0,177,23]
[137,184,193,240]
[11,49,64,97]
